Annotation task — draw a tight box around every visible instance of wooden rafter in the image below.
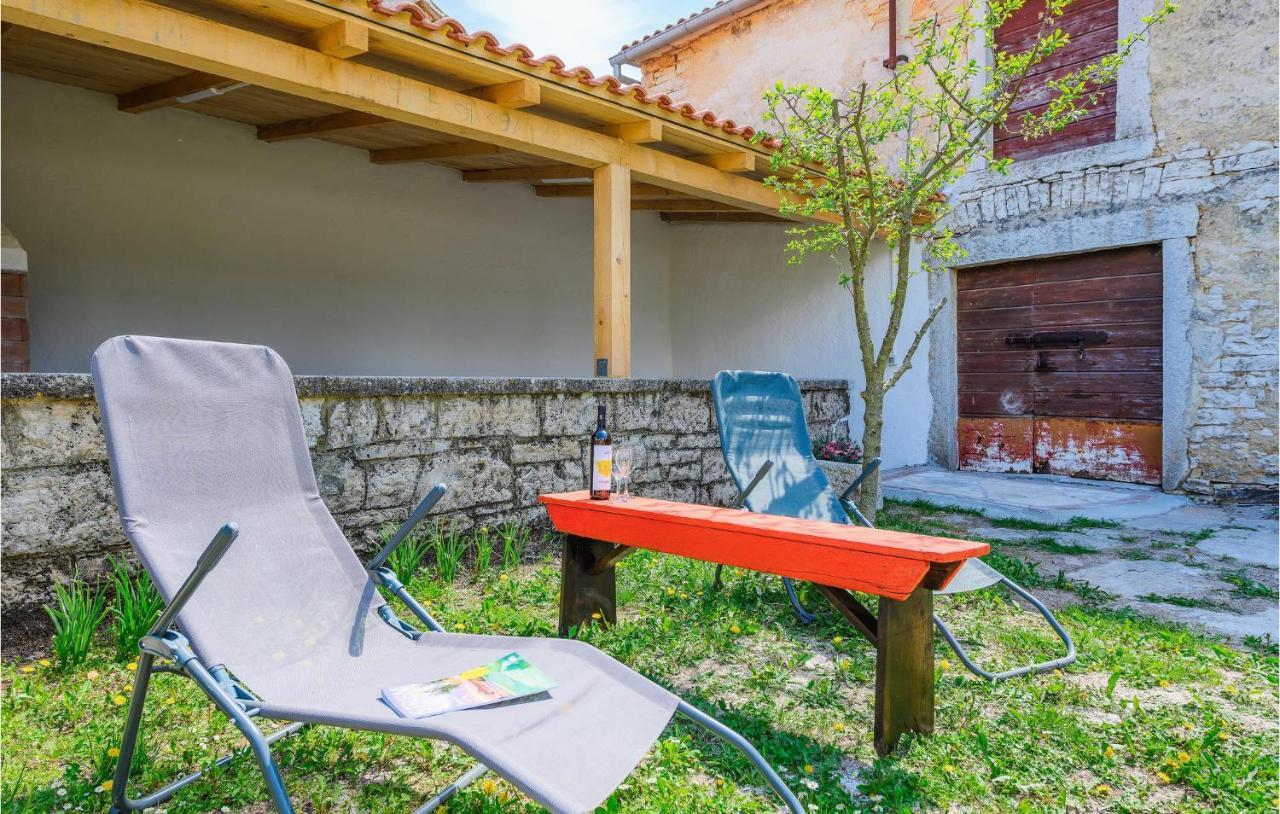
[117,71,241,113]
[297,19,368,58]
[688,152,756,173]
[369,142,510,164]
[660,212,787,223]
[119,19,370,114]
[1,0,813,217]
[257,110,388,143]
[466,78,540,108]
[462,166,590,182]
[535,183,672,198]
[632,200,744,212]
[598,120,663,143]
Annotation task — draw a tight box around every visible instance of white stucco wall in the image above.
[1,73,673,377]
[665,224,934,468]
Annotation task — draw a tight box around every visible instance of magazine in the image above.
[381,652,556,719]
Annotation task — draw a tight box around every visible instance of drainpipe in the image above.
[882,0,908,70]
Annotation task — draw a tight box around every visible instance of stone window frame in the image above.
[954,0,1156,193]
[928,203,1198,492]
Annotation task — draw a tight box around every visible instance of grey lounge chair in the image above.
[92,336,805,814]
[710,370,1075,682]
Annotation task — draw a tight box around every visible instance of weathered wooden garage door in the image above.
[957,245,1163,484]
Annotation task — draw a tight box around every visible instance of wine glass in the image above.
[613,445,635,502]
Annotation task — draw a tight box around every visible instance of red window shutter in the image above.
[994,0,1118,161]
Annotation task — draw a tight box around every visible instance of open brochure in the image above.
[381,652,556,719]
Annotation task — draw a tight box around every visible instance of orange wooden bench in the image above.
[540,491,990,755]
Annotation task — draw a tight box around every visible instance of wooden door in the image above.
[956,245,1163,484]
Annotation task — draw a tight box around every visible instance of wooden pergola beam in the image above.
[296,19,368,58]
[688,151,756,173]
[632,199,745,212]
[119,19,370,114]
[661,212,787,223]
[117,71,241,113]
[462,166,590,182]
[598,120,663,143]
[370,142,509,164]
[594,163,630,378]
[257,110,388,142]
[467,78,540,109]
[535,183,673,198]
[2,0,809,217]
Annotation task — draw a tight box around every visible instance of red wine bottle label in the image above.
[592,445,613,493]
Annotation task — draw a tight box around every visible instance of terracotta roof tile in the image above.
[620,1,734,51]
[367,0,779,150]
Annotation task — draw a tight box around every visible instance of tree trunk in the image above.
[857,383,885,524]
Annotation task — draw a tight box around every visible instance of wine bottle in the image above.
[590,404,612,500]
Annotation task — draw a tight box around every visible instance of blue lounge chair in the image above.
[711,370,1075,682]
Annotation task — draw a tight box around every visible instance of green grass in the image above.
[1222,571,1279,601]
[1137,593,1235,611]
[3,535,1277,813]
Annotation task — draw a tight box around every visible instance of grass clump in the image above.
[434,525,469,584]
[499,520,531,571]
[1222,571,1278,601]
[106,556,163,662]
[43,572,109,671]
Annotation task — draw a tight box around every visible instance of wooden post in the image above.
[593,162,631,377]
[558,535,618,636]
[874,586,935,755]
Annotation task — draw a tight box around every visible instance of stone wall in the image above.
[0,374,849,612]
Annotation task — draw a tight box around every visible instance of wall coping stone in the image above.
[1,373,849,401]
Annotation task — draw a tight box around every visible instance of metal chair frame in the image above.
[718,458,1075,682]
[109,486,806,814]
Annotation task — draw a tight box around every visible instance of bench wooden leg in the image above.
[874,586,934,756]
[558,535,617,637]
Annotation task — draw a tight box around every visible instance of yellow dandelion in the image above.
[19,665,34,674]
[1092,783,1111,795]
[38,658,50,667]
[942,764,956,774]
[591,612,603,620]
[127,661,138,671]
[1159,679,1171,688]
[803,765,814,775]
[1052,668,1063,677]
[833,722,846,733]
[1223,685,1238,694]
[1181,722,1193,731]
[1177,751,1191,763]
[839,659,852,670]
[1218,731,1229,741]
[480,778,498,795]
[498,573,509,581]
[666,587,676,597]
[164,697,176,706]
[679,593,689,600]
[111,695,127,706]
[1157,771,1171,782]
[729,624,742,635]
[107,747,121,758]
[1104,746,1115,759]
[454,623,465,631]
[832,636,843,645]
[100,780,113,792]
[939,659,952,671]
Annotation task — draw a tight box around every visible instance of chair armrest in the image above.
[838,457,881,503]
[149,522,239,636]
[367,483,448,572]
[732,460,773,509]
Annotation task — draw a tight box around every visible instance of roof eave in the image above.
[609,0,772,69]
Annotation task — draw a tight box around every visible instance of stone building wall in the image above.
[934,0,1279,500]
[0,374,849,612]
